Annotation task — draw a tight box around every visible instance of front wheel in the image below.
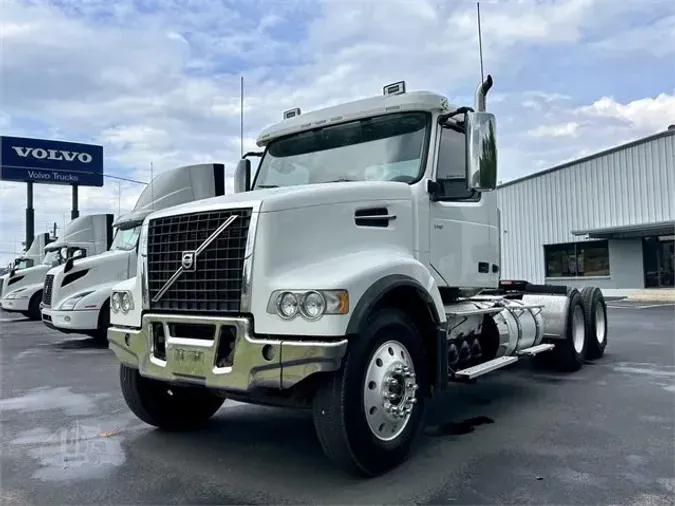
[27,292,42,321]
[120,364,225,431]
[92,301,110,346]
[312,308,427,477]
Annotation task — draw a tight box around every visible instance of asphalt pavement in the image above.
[1,303,674,505]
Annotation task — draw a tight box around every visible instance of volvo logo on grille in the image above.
[151,215,239,303]
[181,251,196,272]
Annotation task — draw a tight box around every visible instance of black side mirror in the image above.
[64,257,75,273]
[234,159,251,193]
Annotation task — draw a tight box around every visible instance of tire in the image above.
[27,291,42,321]
[93,301,110,346]
[550,290,587,372]
[120,364,225,431]
[580,287,608,360]
[312,307,427,477]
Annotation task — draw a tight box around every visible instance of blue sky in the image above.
[1,0,674,263]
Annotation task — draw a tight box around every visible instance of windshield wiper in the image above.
[256,184,279,189]
[327,178,356,183]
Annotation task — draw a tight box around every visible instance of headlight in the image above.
[111,292,121,312]
[60,291,94,310]
[276,291,299,319]
[268,289,349,321]
[121,291,133,312]
[300,291,326,321]
[111,290,134,313]
[6,289,27,300]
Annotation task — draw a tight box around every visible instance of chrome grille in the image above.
[43,274,54,307]
[146,208,252,313]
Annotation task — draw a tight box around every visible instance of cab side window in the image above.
[436,127,477,200]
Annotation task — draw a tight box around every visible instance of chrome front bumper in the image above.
[107,313,348,392]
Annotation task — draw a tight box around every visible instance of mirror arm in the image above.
[438,106,474,125]
[243,151,263,159]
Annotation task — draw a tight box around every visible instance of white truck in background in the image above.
[1,214,113,320]
[9,233,54,271]
[0,233,53,294]
[106,76,609,477]
[42,163,227,343]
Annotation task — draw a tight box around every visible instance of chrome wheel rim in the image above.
[363,340,418,441]
[572,305,586,354]
[595,303,606,345]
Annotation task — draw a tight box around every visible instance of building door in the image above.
[643,236,675,288]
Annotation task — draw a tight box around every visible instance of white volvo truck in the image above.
[106,76,609,477]
[42,163,227,342]
[0,233,53,295]
[1,214,113,320]
[10,233,54,271]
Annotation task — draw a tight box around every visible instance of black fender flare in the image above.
[345,274,443,335]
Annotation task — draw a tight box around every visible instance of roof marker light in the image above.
[283,108,301,119]
[383,81,406,96]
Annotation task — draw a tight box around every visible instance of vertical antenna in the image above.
[240,76,244,158]
[477,2,485,83]
[118,181,121,216]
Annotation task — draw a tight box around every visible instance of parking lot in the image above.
[1,302,674,505]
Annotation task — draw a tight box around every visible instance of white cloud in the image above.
[577,94,675,132]
[0,0,674,262]
[528,122,580,138]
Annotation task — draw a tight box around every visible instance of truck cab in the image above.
[41,163,226,342]
[0,233,53,300]
[1,214,112,320]
[107,77,609,477]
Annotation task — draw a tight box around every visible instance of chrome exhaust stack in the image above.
[474,74,494,112]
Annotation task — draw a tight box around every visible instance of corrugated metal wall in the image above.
[497,130,675,283]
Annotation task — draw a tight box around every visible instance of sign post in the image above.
[0,136,104,248]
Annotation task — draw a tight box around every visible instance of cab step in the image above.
[453,356,518,381]
[516,343,555,356]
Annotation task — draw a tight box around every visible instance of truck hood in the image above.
[145,181,413,219]
[1,265,50,296]
[52,249,130,277]
[48,249,133,307]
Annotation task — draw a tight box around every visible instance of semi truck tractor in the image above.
[42,163,226,342]
[106,76,609,477]
[9,233,54,271]
[0,233,53,295]
[1,214,113,320]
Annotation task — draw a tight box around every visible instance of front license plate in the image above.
[171,348,206,376]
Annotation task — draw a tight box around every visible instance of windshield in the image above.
[15,258,34,270]
[110,226,141,251]
[253,112,429,189]
[41,250,63,267]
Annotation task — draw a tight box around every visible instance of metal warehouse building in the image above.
[498,127,675,292]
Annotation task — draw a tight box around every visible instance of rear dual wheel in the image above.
[580,286,608,360]
[534,288,587,372]
[534,286,608,372]
[312,308,427,477]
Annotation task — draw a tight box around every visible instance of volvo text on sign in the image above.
[0,136,104,187]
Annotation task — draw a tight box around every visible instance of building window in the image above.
[545,240,610,278]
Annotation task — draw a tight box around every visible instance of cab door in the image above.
[428,123,499,289]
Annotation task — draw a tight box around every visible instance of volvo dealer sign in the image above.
[0,136,104,187]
